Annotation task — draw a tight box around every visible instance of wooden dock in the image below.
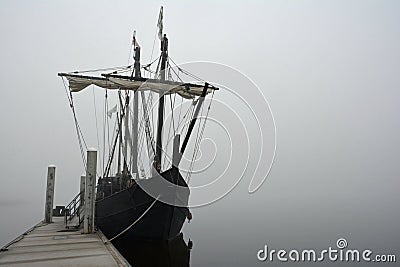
[0,217,131,267]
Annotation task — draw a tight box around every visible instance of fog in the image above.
[0,1,399,266]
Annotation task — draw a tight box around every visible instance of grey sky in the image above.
[1,1,399,266]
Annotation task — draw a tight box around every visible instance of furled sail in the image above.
[58,73,217,99]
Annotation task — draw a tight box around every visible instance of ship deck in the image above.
[0,217,130,267]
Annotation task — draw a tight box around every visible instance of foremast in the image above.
[154,34,168,173]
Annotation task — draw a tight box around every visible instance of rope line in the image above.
[186,90,215,182]
[105,195,160,243]
[61,77,88,170]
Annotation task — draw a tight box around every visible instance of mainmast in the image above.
[154,34,168,173]
[131,42,140,176]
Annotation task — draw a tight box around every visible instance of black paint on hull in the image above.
[95,168,190,241]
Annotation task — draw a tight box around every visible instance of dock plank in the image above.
[0,217,130,266]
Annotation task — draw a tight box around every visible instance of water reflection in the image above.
[113,233,192,267]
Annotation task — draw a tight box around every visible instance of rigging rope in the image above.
[167,57,184,83]
[61,77,88,170]
[161,93,178,169]
[135,107,145,161]
[71,65,132,74]
[141,92,156,156]
[149,27,158,64]
[186,99,206,181]
[177,96,184,129]
[186,90,215,183]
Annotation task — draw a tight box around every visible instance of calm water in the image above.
[114,233,192,267]
[0,204,42,248]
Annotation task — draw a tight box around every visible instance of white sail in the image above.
[59,73,215,99]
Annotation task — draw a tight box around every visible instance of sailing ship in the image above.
[58,8,217,244]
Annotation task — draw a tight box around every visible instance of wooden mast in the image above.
[131,44,140,176]
[154,34,168,173]
[117,92,125,189]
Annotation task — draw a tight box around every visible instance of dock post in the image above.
[44,165,56,223]
[80,175,85,208]
[83,149,97,234]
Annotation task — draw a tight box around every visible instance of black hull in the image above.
[95,168,190,241]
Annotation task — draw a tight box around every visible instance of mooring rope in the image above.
[104,195,160,244]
